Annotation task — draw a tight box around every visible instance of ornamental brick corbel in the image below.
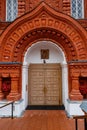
[69,64,83,100]
[0,77,4,100]
[0,64,22,100]
[7,77,21,101]
[69,76,83,100]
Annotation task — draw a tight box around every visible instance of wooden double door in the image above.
[28,64,62,105]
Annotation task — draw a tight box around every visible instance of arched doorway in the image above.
[22,41,68,109]
[0,2,87,116]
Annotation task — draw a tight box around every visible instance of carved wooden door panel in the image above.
[29,64,45,105]
[45,66,62,105]
[28,64,62,105]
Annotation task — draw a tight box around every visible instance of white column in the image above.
[61,63,69,110]
[22,64,28,109]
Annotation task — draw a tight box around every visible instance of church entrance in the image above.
[23,41,68,110]
[28,63,62,105]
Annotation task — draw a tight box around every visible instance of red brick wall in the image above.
[1,0,87,21]
[84,0,87,18]
[20,0,70,16]
[0,0,6,21]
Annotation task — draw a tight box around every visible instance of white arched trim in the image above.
[22,41,68,109]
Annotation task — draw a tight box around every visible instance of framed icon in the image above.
[41,49,49,59]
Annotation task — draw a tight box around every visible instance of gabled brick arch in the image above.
[0,2,87,62]
[13,28,77,62]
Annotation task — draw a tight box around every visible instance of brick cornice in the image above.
[69,62,87,77]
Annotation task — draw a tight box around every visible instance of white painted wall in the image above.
[24,41,65,64]
[0,100,24,117]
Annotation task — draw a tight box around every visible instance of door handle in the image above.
[43,87,47,94]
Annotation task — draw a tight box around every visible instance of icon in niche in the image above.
[41,49,49,59]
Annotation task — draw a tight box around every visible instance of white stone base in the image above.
[0,98,86,118]
[0,99,24,117]
[66,99,84,117]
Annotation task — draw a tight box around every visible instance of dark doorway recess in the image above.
[26,105,65,110]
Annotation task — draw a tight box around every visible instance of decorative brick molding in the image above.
[78,19,87,32]
[27,0,63,12]
[0,63,22,101]
[1,0,87,22]
[21,0,70,16]
[63,0,70,15]
[0,2,87,62]
[18,0,26,17]
[69,62,87,100]
[0,78,4,100]
[7,77,21,101]
[0,22,11,35]
[13,28,77,62]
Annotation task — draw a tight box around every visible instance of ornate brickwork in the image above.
[26,0,71,15]
[0,64,21,100]
[63,0,70,15]
[0,77,4,100]
[0,64,21,77]
[18,0,26,17]
[69,62,87,100]
[28,0,63,12]
[12,29,77,62]
[1,0,87,23]
[78,19,87,31]
[1,6,87,62]
[0,22,10,35]
[19,0,70,16]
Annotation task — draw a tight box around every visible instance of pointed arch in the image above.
[0,2,87,62]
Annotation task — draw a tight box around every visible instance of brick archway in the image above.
[0,2,87,101]
[0,2,87,62]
